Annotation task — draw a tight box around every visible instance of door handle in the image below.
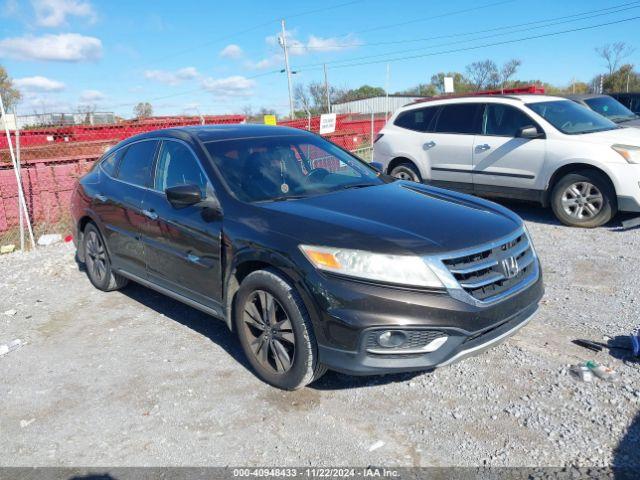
[423,141,436,150]
[142,209,158,220]
[95,193,107,203]
[476,144,491,152]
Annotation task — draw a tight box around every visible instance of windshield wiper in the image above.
[268,194,307,202]
[340,183,378,190]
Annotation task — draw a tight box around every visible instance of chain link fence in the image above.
[0,113,386,253]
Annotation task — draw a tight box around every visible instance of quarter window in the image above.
[100,149,124,177]
[484,104,538,137]
[154,140,208,196]
[394,107,437,132]
[117,140,158,187]
[433,103,482,134]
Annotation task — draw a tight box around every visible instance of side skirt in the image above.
[115,269,227,324]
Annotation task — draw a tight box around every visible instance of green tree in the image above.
[0,65,22,111]
[429,72,474,94]
[334,85,386,103]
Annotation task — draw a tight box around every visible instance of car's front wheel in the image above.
[234,269,326,390]
[550,170,617,228]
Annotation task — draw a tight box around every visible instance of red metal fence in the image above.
[0,113,386,242]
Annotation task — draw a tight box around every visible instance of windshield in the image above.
[584,96,638,123]
[204,135,382,202]
[526,100,618,135]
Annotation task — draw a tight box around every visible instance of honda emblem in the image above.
[501,256,519,279]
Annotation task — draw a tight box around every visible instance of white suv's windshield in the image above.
[583,96,639,123]
[526,100,618,135]
[205,135,382,202]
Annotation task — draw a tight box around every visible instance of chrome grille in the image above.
[442,231,535,302]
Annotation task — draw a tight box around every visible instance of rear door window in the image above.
[433,103,482,134]
[394,107,437,132]
[116,140,159,187]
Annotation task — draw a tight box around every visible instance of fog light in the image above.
[377,330,407,348]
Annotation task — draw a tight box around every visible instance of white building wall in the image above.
[331,96,425,115]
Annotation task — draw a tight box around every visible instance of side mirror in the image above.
[518,126,543,139]
[370,161,384,172]
[165,184,202,209]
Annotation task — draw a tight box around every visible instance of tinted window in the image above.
[583,96,637,123]
[154,141,208,196]
[484,104,537,137]
[394,107,437,132]
[433,103,482,134]
[100,149,124,176]
[205,135,381,203]
[527,100,617,135]
[117,140,158,187]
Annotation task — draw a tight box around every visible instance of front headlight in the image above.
[299,245,444,288]
[612,144,640,164]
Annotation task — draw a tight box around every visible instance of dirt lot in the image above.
[1,203,639,468]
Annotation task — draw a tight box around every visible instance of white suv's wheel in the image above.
[390,161,421,183]
[551,171,617,228]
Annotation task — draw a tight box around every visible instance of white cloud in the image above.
[306,34,359,52]
[14,75,66,92]
[248,31,359,69]
[79,89,104,102]
[201,76,255,97]
[144,67,199,85]
[0,33,102,61]
[219,44,243,59]
[32,0,96,27]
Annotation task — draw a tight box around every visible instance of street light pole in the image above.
[280,19,295,120]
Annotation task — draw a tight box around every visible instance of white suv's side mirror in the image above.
[518,126,543,139]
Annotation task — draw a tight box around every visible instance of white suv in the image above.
[373,94,640,227]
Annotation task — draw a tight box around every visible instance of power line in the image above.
[296,16,640,73]
[142,0,366,66]
[300,1,640,50]
[294,3,640,68]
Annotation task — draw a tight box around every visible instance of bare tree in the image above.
[465,60,499,91]
[294,83,312,114]
[133,102,153,119]
[0,65,22,111]
[596,42,635,75]
[500,59,522,92]
[241,105,254,118]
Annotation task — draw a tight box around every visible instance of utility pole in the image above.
[385,64,390,122]
[279,19,295,120]
[599,74,604,94]
[323,64,331,113]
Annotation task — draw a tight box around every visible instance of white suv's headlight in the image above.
[299,245,444,288]
[612,144,640,164]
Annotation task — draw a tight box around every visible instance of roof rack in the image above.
[407,85,546,106]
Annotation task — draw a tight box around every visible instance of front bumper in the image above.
[312,268,544,376]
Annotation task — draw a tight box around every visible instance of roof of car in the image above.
[400,93,567,111]
[124,124,313,145]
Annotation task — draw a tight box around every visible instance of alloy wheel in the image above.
[561,182,603,220]
[392,167,419,182]
[242,290,295,374]
[85,230,108,283]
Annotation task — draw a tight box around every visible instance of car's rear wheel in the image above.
[390,161,421,182]
[234,269,326,390]
[550,171,617,228]
[83,223,129,291]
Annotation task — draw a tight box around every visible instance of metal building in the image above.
[331,95,426,115]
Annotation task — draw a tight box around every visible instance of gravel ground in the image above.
[0,203,639,468]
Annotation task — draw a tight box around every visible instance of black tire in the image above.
[82,223,129,291]
[390,161,421,182]
[233,268,326,390]
[550,170,617,228]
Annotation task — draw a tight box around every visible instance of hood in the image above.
[259,182,522,256]
[617,117,640,128]
[577,126,640,145]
